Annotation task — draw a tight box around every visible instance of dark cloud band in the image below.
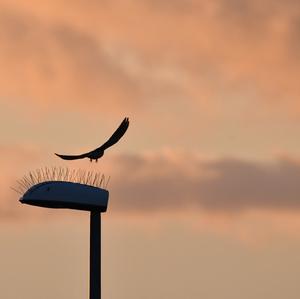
[108,154,300,212]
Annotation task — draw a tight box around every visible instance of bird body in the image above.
[86,149,104,162]
[55,117,129,162]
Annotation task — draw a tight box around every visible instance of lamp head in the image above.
[20,181,109,212]
[14,167,109,212]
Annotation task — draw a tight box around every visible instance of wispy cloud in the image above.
[0,0,300,114]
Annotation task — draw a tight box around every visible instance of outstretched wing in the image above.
[55,117,130,160]
[55,153,88,160]
[98,117,129,151]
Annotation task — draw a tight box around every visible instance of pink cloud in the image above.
[0,0,299,115]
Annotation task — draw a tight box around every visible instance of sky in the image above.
[1,0,300,298]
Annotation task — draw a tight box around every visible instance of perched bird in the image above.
[55,117,129,162]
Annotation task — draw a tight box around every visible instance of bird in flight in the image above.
[55,117,129,162]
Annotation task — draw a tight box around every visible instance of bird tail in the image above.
[55,153,87,160]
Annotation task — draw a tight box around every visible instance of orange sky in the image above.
[1,1,300,298]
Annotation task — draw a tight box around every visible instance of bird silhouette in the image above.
[55,117,129,162]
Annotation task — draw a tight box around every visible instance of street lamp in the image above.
[15,167,109,299]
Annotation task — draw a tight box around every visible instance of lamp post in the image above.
[17,173,109,299]
[90,211,101,299]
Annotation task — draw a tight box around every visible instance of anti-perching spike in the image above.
[11,166,109,195]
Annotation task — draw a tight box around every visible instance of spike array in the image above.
[11,167,110,195]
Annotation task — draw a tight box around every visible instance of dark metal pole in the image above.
[90,211,101,299]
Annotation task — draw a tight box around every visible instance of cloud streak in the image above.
[105,152,300,212]
[68,151,300,213]
[0,0,300,114]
